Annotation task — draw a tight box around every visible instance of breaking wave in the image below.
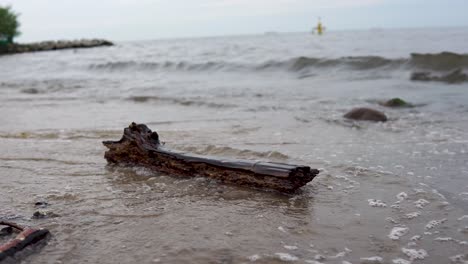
[90,60,245,72]
[410,52,468,71]
[89,52,468,73]
[126,95,236,109]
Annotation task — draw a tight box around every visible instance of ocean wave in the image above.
[289,56,406,71]
[89,52,468,73]
[126,95,236,109]
[410,52,468,71]
[90,60,244,72]
[1,79,86,94]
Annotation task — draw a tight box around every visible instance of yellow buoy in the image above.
[313,18,325,35]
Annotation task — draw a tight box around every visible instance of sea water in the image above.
[1,28,468,263]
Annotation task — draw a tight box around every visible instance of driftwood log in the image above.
[0,221,49,261]
[103,123,319,192]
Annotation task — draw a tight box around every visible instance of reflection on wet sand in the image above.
[101,165,316,263]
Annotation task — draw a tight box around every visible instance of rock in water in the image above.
[344,107,388,122]
[381,98,411,108]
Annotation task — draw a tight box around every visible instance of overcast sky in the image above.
[1,0,467,42]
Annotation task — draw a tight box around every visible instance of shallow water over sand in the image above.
[1,28,468,263]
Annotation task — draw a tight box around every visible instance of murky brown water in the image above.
[2,29,468,263]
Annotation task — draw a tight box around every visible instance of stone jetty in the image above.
[0,39,113,55]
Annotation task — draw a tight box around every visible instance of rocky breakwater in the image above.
[0,39,113,55]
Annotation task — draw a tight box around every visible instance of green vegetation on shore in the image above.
[0,6,20,44]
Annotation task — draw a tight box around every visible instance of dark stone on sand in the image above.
[380,98,412,108]
[344,107,388,122]
[32,211,59,219]
[410,69,468,84]
[0,226,13,236]
[34,201,49,208]
[32,211,47,219]
[0,39,114,56]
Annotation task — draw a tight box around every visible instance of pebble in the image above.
[0,226,13,236]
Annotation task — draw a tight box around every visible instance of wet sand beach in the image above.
[1,28,468,263]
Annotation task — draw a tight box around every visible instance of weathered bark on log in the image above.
[103,123,319,193]
[0,221,49,261]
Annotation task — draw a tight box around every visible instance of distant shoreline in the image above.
[0,39,113,55]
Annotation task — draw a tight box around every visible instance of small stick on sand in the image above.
[0,221,50,261]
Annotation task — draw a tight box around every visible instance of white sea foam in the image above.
[284,245,298,250]
[449,254,468,264]
[335,175,358,185]
[432,189,447,200]
[392,259,411,264]
[414,199,430,209]
[330,252,346,259]
[278,226,287,233]
[411,235,422,241]
[413,189,426,194]
[389,227,409,240]
[328,248,352,259]
[425,219,447,230]
[248,254,261,261]
[434,237,453,242]
[405,212,421,219]
[305,261,324,264]
[406,242,417,247]
[360,256,383,264]
[458,215,468,221]
[368,199,387,207]
[275,253,299,261]
[402,248,428,261]
[396,192,408,201]
[315,254,326,261]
